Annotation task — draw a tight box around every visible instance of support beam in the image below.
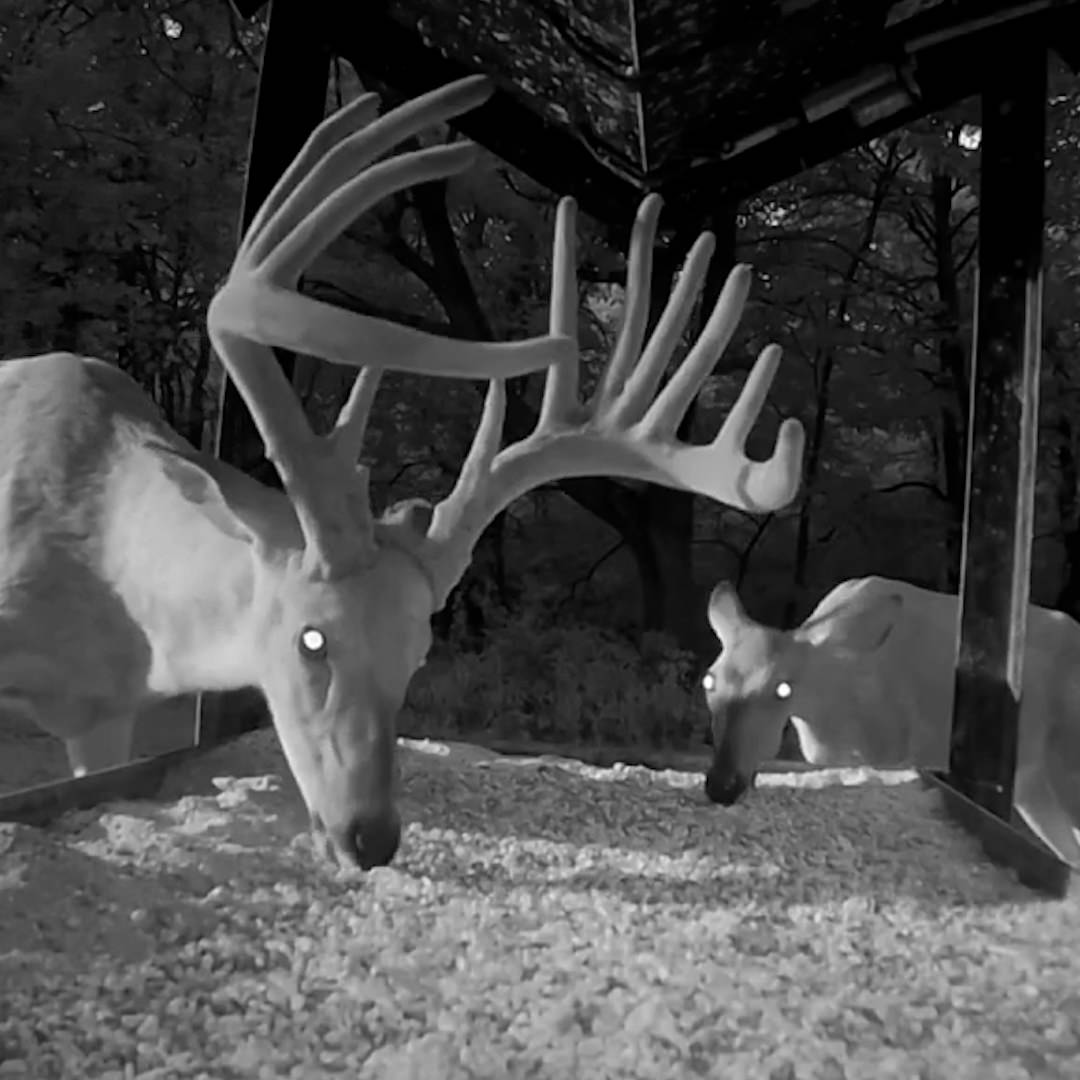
[0,748,201,827]
[920,771,1070,898]
[949,40,1045,815]
[197,0,330,749]
[214,0,331,477]
[927,36,1070,895]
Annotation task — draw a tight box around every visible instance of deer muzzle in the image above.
[327,804,401,870]
[329,721,401,869]
[288,708,402,870]
[704,764,752,806]
[703,700,757,806]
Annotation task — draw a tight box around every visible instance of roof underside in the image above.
[237,0,1080,225]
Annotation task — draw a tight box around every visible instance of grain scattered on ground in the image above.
[2,729,1078,1079]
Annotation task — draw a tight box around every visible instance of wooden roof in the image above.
[235,0,1080,225]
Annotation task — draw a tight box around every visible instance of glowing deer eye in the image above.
[776,681,792,700]
[298,627,328,661]
[702,672,716,693]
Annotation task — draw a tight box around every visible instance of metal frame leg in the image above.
[922,37,1071,897]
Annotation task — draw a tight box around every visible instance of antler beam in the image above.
[420,194,806,605]
[205,76,575,576]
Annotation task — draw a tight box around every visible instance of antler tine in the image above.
[537,197,583,428]
[328,367,383,465]
[606,230,717,428]
[421,375,506,595]
[239,90,383,265]
[242,76,493,271]
[260,142,479,284]
[205,330,376,574]
[593,194,662,414]
[638,265,751,438]
[211,77,575,381]
[418,194,805,606]
[454,380,508,510]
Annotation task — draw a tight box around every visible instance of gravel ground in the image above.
[2,728,1079,1080]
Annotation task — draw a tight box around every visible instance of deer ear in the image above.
[382,497,435,536]
[799,591,903,653]
[148,444,258,546]
[707,580,748,644]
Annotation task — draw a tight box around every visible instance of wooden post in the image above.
[196,0,330,749]
[947,41,1045,817]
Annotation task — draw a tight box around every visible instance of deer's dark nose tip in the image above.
[704,768,750,806]
[334,810,401,869]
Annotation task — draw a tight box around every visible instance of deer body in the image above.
[0,351,437,863]
[3,78,805,872]
[0,352,202,763]
[703,575,1080,866]
[0,353,261,709]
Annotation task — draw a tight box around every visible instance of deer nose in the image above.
[704,767,750,806]
[333,810,401,869]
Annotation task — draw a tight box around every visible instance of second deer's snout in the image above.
[704,764,752,806]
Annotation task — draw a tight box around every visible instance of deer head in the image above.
[702,580,905,806]
[196,76,805,870]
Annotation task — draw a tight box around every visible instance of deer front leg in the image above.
[64,711,137,777]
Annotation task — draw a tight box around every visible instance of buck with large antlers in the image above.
[0,76,804,870]
[701,576,1080,867]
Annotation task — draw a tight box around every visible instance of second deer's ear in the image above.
[382,497,435,536]
[707,581,748,644]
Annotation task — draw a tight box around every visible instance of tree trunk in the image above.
[183,332,212,450]
[937,390,967,590]
[1055,424,1080,616]
[1051,347,1080,616]
[784,141,897,625]
[785,349,830,626]
[929,170,970,590]
[641,412,701,645]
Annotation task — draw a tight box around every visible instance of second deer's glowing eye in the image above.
[702,672,716,693]
[299,626,328,661]
[776,681,792,700]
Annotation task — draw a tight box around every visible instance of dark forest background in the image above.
[4,2,1080,756]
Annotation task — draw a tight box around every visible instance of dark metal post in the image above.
[213,0,331,474]
[197,0,330,749]
[947,41,1046,818]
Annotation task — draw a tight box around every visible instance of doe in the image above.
[702,575,1080,866]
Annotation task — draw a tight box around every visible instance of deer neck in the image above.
[829,637,945,768]
[102,452,292,697]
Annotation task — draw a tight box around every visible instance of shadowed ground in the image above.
[0,696,198,792]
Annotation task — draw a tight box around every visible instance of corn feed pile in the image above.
[1,731,1078,1080]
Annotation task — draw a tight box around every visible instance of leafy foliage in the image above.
[0,0,260,444]
[404,617,707,750]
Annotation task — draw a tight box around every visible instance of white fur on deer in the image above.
[0,76,804,872]
[702,575,1080,867]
